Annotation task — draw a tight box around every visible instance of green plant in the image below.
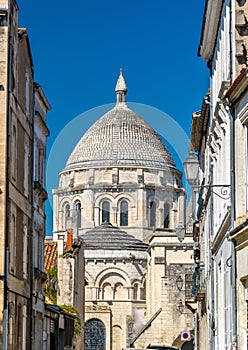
[59,304,82,336]
[44,266,58,304]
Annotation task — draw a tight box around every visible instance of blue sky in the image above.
[18,1,209,235]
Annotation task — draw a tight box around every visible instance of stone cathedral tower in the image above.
[53,71,194,350]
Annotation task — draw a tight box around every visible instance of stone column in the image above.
[159,207,164,228]
[112,206,117,225]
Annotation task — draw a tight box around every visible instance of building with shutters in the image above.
[187,0,248,349]
[0,1,50,348]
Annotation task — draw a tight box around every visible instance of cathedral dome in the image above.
[80,222,148,251]
[65,70,176,171]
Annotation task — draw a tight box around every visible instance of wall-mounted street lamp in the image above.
[183,151,230,200]
[176,275,184,291]
[183,151,199,186]
[178,300,184,314]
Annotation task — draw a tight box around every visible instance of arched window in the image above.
[150,201,156,228]
[102,201,110,223]
[65,203,70,218]
[102,282,112,300]
[133,283,139,300]
[120,200,128,226]
[85,319,106,350]
[164,203,170,228]
[114,282,126,300]
[64,202,70,228]
[75,201,81,228]
[140,280,146,300]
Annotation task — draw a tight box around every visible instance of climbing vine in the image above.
[44,266,58,304]
[59,304,82,336]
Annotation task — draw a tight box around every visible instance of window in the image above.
[75,201,81,228]
[133,283,139,300]
[38,149,44,186]
[23,225,28,279]
[102,201,110,223]
[150,201,156,228]
[163,203,170,228]
[10,214,16,273]
[102,282,112,300]
[85,319,106,350]
[120,200,128,226]
[38,233,44,270]
[22,305,27,348]
[64,202,70,228]
[12,125,17,180]
[65,203,70,217]
[24,137,29,197]
[185,274,194,297]
[25,70,30,118]
[114,282,125,300]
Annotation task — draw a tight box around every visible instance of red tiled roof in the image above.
[44,242,57,270]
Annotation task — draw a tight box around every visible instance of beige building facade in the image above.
[187,0,248,349]
[225,70,248,349]
[0,1,50,348]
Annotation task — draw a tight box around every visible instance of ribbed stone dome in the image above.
[80,222,148,250]
[65,71,176,171]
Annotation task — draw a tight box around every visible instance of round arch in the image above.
[116,192,135,206]
[95,267,131,288]
[112,324,123,350]
[85,318,106,350]
[59,199,71,229]
[59,196,72,208]
[71,193,83,203]
[85,270,95,286]
[95,193,114,208]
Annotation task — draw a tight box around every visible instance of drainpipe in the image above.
[228,0,237,347]
[210,162,215,350]
[194,312,198,350]
[3,13,12,349]
[227,102,237,349]
[30,82,38,350]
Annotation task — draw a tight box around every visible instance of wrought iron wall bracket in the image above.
[195,184,231,200]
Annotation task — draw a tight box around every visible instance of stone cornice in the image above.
[35,111,50,137]
[224,68,248,106]
[198,0,225,63]
[211,210,231,253]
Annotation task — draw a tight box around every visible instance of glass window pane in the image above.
[120,201,128,226]
[164,203,170,228]
[102,201,110,223]
[150,201,156,227]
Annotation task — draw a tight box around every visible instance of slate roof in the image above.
[79,222,148,251]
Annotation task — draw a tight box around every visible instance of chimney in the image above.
[57,233,65,256]
[67,229,73,249]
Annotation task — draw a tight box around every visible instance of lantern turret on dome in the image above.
[115,68,128,104]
